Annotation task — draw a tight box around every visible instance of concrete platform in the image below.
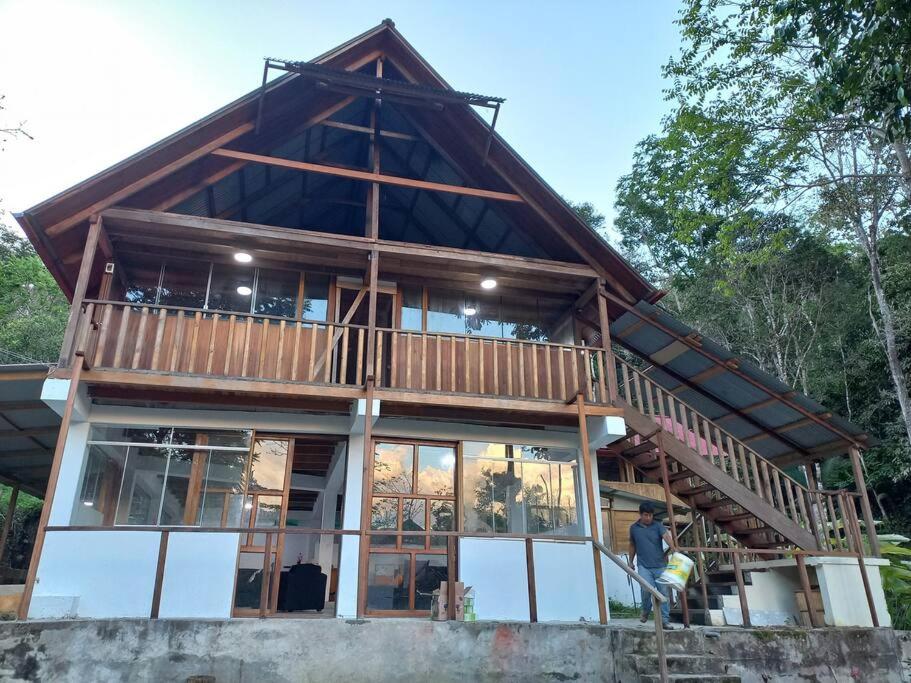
[0,618,906,682]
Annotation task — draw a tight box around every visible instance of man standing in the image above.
[628,501,674,626]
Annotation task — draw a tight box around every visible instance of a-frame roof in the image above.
[15,19,656,305]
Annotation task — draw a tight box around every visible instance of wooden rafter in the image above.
[211,148,525,203]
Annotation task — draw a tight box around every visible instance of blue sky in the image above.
[0,1,681,240]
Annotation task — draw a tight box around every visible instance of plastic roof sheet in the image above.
[610,301,870,463]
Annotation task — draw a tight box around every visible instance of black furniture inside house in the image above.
[277,563,327,612]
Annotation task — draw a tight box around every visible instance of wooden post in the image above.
[525,537,538,623]
[447,535,457,621]
[795,554,821,628]
[731,552,751,627]
[0,485,19,568]
[596,283,618,402]
[18,360,85,619]
[259,532,272,617]
[356,376,376,618]
[844,499,880,627]
[150,530,169,618]
[58,216,102,366]
[849,447,880,556]
[576,393,608,624]
[689,505,711,624]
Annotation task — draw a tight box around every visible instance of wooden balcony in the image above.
[73,301,614,413]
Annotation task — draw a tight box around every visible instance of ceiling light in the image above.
[480,278,497,290]
[236,286,253,296]
[83,501,94,507]
[234,252,252,263]
[244,502,253,510]
[463,306,477,316]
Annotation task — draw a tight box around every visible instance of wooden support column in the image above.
[58,216,103,366]
[795,554,821,627]
[0,485,19,568]
[597,284,618,401]
[849,447,880,556]
[576,393,608,624]
[18,358,85,620]
[365,57,383,241]
[356,376,376,618]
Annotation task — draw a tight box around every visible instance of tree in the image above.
[657,0,911,454]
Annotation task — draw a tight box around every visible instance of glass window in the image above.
[158,260,209,308]
[427,289,466,335]
[402,498,426,548]
[234,551,275,610]
[303,273,330,321]
[429,499,453,548]
[73,426,252,529]
[115,446,169,525]
[248,439,289,492]
[255,268,298,318]
[414,554,448,610]
[366,554,411,611]
[400,285,423,331]
[208,262,255,314]
[370,497,399,547]
[416,445,455,496]
[123,261,162,305]
[373,443,414,494]
[462,441,580,537]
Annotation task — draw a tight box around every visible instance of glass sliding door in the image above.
[366,440,456,616]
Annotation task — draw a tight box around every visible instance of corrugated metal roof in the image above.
[609,301,870,463]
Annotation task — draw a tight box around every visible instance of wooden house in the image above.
[11,20,886,628]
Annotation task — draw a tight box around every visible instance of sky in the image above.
[0,1,681,241]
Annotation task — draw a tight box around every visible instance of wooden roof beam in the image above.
[211,148,524,203]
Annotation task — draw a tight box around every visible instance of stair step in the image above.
[700,497,735,509]
[735,524,775,535]
[624,441,659,457]
[677,483,714,496]
[667,469,698,482]
[715,512,754,523]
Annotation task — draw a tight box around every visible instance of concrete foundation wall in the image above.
[0,619,905,683]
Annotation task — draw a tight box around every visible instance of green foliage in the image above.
[608,598,640,618]
[879,542,911,630]
[0,225,68,362]
[0,484,41,570]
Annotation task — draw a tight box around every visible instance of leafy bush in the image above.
[879,542,911,631]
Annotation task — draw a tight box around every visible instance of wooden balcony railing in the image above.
[615,355,856,552]
[82,300,369,387]
[374,328,611,404]
[76,301,613,405]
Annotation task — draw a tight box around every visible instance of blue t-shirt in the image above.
[629,520,668,568]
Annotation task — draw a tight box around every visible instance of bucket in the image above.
[656,552,694,591]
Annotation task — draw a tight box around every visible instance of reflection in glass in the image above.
[208,262,255,313]
[234,551,276,610]
[254,268,298,317]
[303,273,330,321]
[402,498,426,548]
[416,446,455,496]
[367,554,410,611]
[370,497,399,547]
[123,261,162,305]
[158,448,195,525]
[430,499,454,548]
[373,443,414,493]
[414,554,448,610]
[400,285,423,331]
[158,260,209,308]
[249,439,289,492]
[115,447,169,525]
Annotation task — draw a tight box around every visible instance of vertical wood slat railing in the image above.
[81,300,369,386]
[615,355,854,551]
[374,328,611,403]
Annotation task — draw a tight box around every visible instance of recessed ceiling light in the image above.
[83,501,94,507]
[463,306,477,316]
[234,252,252,263]
[480,278,497,290]
[236,286,253,296]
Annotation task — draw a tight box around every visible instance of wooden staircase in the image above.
[603,357,856,553]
